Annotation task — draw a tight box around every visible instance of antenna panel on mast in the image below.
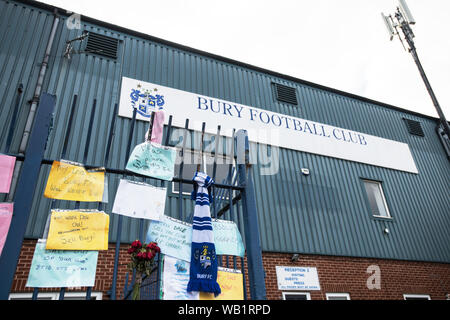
[381,13,395,40]
[398,0,416,24]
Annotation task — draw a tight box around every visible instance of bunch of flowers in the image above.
[127,240,161,300]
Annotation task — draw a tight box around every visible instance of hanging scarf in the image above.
[186,172,221,296]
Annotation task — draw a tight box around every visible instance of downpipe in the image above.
[7,9,60,201]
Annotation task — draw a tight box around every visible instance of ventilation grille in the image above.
[85,32,118,59]
[403,118,424,137]
[273,83,298,105]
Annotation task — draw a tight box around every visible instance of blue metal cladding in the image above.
[0,0,449,263]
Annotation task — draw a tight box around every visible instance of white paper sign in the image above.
[162,255,199,300]
[112,179,166,220]
[276,266,321,291]
[119,77,418,174]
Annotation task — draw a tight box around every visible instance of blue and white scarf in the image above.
[187,172,221,296]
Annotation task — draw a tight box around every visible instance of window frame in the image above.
[281,292,311,300]
[9,291,103,300]
[360,178,393,220]
[403,294,431,300]
[326,293,351,300]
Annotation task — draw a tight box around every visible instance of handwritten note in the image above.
[126,142,176,181]
[146,216,192,262]
[0,154,16,193]
[212,219,245,257]
[26,240,98,288]
[146,217,245,262]
[162,255,199,300]
[44,161,106,202]
[200,267,244,300]
[46,210,109,250]
[0,203,14,256]
[112,179,166,220]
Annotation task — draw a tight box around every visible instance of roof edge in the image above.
[16,0,440,122]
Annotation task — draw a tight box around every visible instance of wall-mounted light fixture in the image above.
[291,254,300,262]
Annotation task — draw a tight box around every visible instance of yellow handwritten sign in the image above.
[46,210,109,250]
[200,268,244,300]
[44,161,105,202]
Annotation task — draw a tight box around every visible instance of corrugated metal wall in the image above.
[1,0,449,263]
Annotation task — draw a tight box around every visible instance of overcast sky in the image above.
[38,0,450,119]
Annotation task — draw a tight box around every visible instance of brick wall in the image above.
[11,239,130,299]
[9,240,450,300]
[262,252,450,300]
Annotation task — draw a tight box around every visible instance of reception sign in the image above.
[276,266,321,291]
[119,77,418,174]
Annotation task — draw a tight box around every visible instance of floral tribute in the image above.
[127,240,161,300]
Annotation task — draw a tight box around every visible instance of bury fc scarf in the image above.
[186,172,221,296]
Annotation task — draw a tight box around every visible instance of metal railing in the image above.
[0,90,266,300]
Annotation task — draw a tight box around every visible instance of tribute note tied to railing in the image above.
[0,154,16,193]
[26,240,98,288]
[0,202,13,256]
[125,142,176,181]
[112,178,167,220]
[44,160,106,202]
[46,210,109,251]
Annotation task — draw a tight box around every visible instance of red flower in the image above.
[127,247,136,254]
[136,251,145,260]
[146,242,160,253]
[131,240,142,249]
[146,251,155,260]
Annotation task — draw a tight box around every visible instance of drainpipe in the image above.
[7,9,60,201]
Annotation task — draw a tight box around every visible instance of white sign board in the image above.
[276,266,321,291]
[119,77,418,174]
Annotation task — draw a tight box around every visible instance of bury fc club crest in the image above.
[129,84,165,117]
[194,245,216,270]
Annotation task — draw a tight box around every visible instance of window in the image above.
[173,149,234,195]
[9,292,103,300]
[362,179,391,218]
[403,294,431,300]
[326,293,350,300]
[282,292,311,300]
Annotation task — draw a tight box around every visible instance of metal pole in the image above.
[395,11,450,137]
[110,107,137,300]
[7,9,60,201]
[408,46,450,137]
[0,93,56,299]
[236,129,266,300]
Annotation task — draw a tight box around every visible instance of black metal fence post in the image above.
[236,129,266,300]
[0,93,56,300]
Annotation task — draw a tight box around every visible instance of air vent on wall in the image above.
[85,32,118,59]
[403,118,424,137]
[273,83,298,105]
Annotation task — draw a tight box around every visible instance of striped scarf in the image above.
[186,172,221,296]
